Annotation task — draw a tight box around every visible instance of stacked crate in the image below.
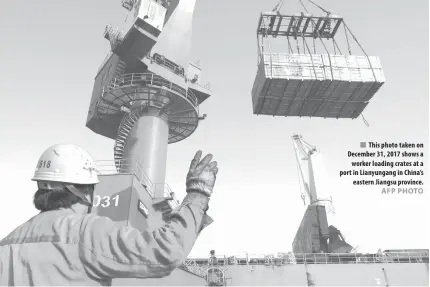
[251,52,385,119]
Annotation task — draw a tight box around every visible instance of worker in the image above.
[209,249,218,266]
[0,144,218,286]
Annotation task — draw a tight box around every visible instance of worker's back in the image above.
[0,209,110,286]
[0,191,211,286]
[0,149,217,286]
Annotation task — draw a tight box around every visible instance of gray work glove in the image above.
[186,151,218,197]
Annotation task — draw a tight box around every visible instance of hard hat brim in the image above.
[31,176,99,185]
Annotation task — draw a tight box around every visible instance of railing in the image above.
[187,251,429,266]
[95,159,131,175]
[147,53,212,92]
[200,82,212,91]
[104,73,198,107]
[153,183,180,209]
[134,161,155,198]
[191,80,212,92]
[95,159,180,205]
[181,259,208,278]
[103,24,124,51]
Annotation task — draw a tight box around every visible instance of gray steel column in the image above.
[121,109,169,199]
[152,0,196,70]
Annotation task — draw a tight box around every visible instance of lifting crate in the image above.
[252,8,385,120]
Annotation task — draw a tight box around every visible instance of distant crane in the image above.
[292,134,333,208]
[292,134,353,254]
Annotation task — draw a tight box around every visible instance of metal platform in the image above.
[87,51,211,141]
[251,53,385,119]
[93,72,200,143]
[99,72,198,110]
[257,12,343,39]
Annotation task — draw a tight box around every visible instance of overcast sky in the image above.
[0,0,428,257]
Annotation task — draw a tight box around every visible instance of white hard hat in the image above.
[32,144,99,185]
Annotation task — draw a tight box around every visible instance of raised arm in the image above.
[78,151,218,280]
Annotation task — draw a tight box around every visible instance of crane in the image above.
[292,134,333,208]
[292,134,353,254]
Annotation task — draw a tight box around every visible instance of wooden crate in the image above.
[252,53,385,118]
